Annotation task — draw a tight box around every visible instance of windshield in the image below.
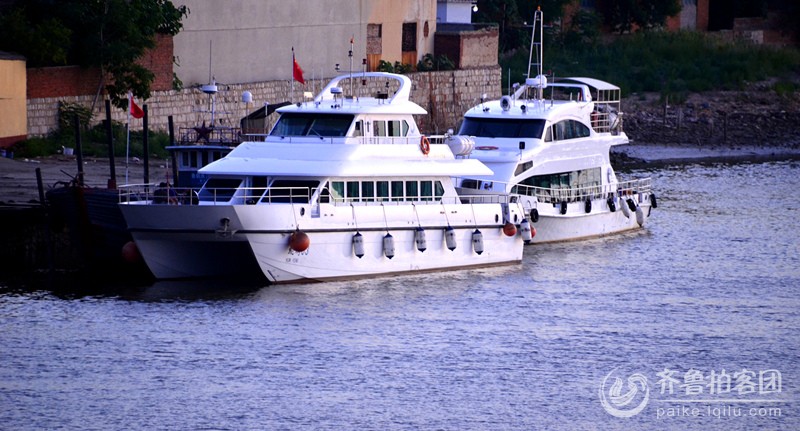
[458,117,546,139]
[270,113,354,137]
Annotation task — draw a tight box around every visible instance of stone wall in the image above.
[27,67,501,137]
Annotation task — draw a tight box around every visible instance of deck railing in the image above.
[510,177,652,203]
[118,184,514,206]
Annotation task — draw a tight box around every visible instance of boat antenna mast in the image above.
[525,7,545,101]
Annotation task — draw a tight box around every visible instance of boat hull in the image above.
[247,227,522,283]
[528,198,653,244]
[121,200,526,283]
[232,201,525,283]
[119,204,264,280]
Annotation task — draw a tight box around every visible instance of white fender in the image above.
[383,233,395,259]
[414,227,427,252]
[472,229,484,255]
[520,219,532,243]
[444,226,457,251]
[352,232,364,258]
[620,198,631,218]
[635,206,645,227]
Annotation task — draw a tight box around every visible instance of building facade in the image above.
[173,0,438,87]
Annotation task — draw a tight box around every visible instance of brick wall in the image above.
[435,26,499,69]
[26,34,174,99]
[27,68,501,137]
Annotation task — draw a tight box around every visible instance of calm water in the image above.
[1,161,799,430]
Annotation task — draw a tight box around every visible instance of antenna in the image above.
[208,40,213,85]
[349,36,354,97]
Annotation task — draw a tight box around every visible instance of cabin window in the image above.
[387,120,408,137]
[405,181,419,201]
[391,181,404,201]
[552,120,590,141]
[346,181,360,200]
[361,181,375,201]
[420,181,433,201]
[377,181,389,201]
[262,179,319,203]
[270,113,354,137]
[330,181,345,202]
[324,179,445,203]
[198,178,242,202]
[248,176,269,204]
[514,161,533,176]
[458,118,546,139]
[515,167,602,202]
[353,120,363,137]
[373,120,387,137]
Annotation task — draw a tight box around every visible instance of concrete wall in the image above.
[27,67,500,139]
[436,0,474,24]
[175,0,438,87]
[0,54,27,147]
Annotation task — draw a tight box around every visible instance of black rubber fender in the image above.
[607,196,616,212]
[650,193,658,209]
[530,208,539,223]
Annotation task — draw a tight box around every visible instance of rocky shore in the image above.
[612,84,800,167]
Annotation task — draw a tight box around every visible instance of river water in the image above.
[1,161,798,430]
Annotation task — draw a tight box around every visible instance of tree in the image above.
[473,0,572,53]
[596,0,681,34]
[0,0,188,109]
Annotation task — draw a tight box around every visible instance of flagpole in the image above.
[126,92,131,184]
[291,47,295,103]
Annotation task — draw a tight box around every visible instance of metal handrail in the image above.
[510,177,652,204]
[118,184,515,206]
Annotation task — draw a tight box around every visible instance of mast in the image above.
[526,7,545,100]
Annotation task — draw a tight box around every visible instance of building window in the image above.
[402,22,417,52]
[367,24,382,72]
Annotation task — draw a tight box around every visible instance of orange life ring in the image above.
[420,136,431,155]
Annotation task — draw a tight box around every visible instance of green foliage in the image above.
[0,0,188,109]
[771,80,800,97]
[0,8,71,65]
[473,0,572,53]
[377,60,415,74]
[58,102,94,132]
[416,53,456,72]
[596,0,681,34]
[500,31,800,99]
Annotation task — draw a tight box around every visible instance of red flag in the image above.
[293,51,305,85]
[130,96,144,119]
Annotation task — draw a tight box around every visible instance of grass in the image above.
[501,30,800,100]
[12,120,171,159]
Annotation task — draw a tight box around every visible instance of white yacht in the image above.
[450,9,656,243]
[119,72,528,282]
